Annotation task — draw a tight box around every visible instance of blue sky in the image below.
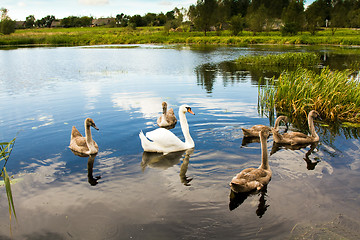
[2,0,316,21]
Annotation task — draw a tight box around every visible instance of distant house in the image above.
[15,21,25,29]
[92,18,115,27]
[50,20,61,28]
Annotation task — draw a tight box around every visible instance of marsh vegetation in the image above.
[1,27,360,47]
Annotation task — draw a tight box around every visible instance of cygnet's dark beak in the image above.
[92,124,99,131]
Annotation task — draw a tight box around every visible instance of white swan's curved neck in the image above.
[259,134,270,170]
[179,110,194,148]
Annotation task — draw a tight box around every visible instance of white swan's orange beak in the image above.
[187,108,195,115]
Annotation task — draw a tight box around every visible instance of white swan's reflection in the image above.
[141,148,194,186]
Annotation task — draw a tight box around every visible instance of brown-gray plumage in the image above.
[69,118,99,155]
[241,115,288,137]
[157,102,177,129]
[230,129,272,193]
[272,110,320,145]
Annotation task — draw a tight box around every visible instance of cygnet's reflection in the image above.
[241,136,260,147]
[229,186,269,218]
[87,154,101,186]
[270,142,320,170]
[141,148,194,186]
[303,142,320,170]
[70,150,101,186]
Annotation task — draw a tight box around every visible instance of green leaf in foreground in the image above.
[3,167,17,222]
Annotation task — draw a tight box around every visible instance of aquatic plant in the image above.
[237,52,320,67]
[259,67,360,122]
[0,137,17,224]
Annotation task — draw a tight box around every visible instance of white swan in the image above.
[230,129,272,193]
[139,104,195,154]
[69,118,99,155]
[272,110,321,145]
[157,101,177,129]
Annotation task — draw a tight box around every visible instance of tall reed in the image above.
[260,67,360,122]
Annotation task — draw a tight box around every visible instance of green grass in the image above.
[259,67,360,122]
[1,26,360,46]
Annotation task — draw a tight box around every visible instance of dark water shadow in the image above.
[70,150,101,186]
[229,185,269,218]
[141,148,194,186]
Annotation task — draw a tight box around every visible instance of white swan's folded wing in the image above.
[146,128,185,148]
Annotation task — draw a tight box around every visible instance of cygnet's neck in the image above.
[85,123,97,154]
[274,116,286,131]
[308,114,319,141]
[259,133,270,170]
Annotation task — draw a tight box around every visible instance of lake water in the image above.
[0,44,360,239]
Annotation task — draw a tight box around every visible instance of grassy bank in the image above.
[1,26,360,46]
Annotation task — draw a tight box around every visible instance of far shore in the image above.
[1,26,360,47]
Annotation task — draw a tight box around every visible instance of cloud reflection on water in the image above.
[111,92,163,118]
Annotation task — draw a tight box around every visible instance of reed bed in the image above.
[237,52,320,67]
[259,67,360,122]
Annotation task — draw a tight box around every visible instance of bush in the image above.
[0,19,16,35]
[230,14,244,36]
[281,22,298,36]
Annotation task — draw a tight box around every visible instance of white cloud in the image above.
[159,1,172,6]
[78,0,109,6]
[17,2,26,7]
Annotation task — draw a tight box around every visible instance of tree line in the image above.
[1,0,360,35]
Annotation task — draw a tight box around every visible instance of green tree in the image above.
[305,0,331,30]
[188,0,219,36]
[230,14,245,35]
[348,8,360,28]
[60,16,92,28]
[144,13,157,26]
[0,8,15,35]
[116,13,130,27]
[246,4,267,35]
[281,0,305,35]
[43,15,55,28]
[219,0,250,19]
[249,0,289,18]
[25,15,35,28]
[129,14,145,27]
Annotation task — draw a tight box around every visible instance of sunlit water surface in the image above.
[0,45,360,239]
